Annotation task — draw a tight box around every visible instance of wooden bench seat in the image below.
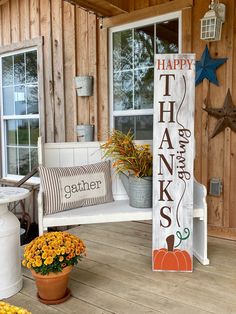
[40,198,204,229]
[38,139,209,265]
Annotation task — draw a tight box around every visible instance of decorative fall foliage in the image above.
[101,129,152,177]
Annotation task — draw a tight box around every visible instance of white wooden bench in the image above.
[38,139,209,265]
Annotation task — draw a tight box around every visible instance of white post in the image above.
[152,54,195,272]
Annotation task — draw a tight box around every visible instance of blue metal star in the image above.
[195,45,227,86]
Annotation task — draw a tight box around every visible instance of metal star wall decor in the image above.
[196,45,227,86]
[203,89,236,138]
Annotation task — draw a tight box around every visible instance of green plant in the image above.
[101,129,152,177]
[22,231,86,275]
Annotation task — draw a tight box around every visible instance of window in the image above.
[110,12,181,139]
[0,49,39,178]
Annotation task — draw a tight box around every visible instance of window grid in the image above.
[0,48,39,178]
[110,12,181,140]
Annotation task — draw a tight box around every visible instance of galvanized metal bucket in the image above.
[75,76,93,96]
[119,172,152,208]
[76,124,94,142]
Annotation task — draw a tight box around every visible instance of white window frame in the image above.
[109,11,182,133]
[0,46,40,183]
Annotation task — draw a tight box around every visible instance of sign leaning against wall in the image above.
[152,54,195,272]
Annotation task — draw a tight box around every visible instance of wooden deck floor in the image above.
[5,221,236,314]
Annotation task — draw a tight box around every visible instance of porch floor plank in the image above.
[4,222,236,313]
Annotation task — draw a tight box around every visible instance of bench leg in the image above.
[193,216,210,265]
[38,222,47,235]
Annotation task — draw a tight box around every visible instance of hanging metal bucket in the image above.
[76,125,94,142]
[75,76,93,96]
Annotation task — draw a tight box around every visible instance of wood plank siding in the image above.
[0,0,236,239]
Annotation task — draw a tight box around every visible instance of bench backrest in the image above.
[39,140,130,201]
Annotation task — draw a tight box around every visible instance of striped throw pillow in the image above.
[39,161,114,215]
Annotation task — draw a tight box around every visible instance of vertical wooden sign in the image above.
[152,54,195,272]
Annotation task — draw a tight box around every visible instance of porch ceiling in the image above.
[64,0,129,17]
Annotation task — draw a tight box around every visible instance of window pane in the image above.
[134,25,154,68]
[30,148,38,170]
[19,148,29,175]
[156,19,179,53]
[15,85,26,115]
[113,71,133,110]
[134,68,154,109]
[136,115,153,140]
[14,53,25,85]
[27,86,38,114]
[30,119,39,145]
[26,51,37,83]
[2,56,13,86]
[6,120,17,145]
[7,147,17,175]
[115,115,153,140]
[3,87,14,115]
[2,49,39,178]
[115,116,134,135]
[18,120,29,145]
[113,30,132,71]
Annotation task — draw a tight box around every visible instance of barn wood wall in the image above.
[0,0,235,239]
[0,0,106,142]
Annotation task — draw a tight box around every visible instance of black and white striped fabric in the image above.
[39,161,114,215]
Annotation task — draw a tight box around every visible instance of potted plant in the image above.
[22,231,86,304]
[101,129,153,208]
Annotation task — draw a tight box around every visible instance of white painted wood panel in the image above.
[59,148,74,166]
[153,54,195,271]
[73,148,88,166]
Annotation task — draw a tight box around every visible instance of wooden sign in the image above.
[152,54,195,272]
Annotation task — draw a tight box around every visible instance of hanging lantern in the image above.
[200,0,226,41]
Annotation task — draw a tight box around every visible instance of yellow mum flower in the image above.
[37,243,43,249]
[42,252,47,259]
[0,301,31,314]
[22,260,27,267]
[35,259,42,267]
[65,247,71,254]
[45,256,53,265]
[61,247,66,255]
[22,231,86,274]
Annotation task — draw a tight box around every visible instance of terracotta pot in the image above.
[31,265,73,303]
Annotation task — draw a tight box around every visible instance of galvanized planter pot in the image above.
[119,172,152,208]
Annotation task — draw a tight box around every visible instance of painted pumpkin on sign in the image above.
[153,235,192,271]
